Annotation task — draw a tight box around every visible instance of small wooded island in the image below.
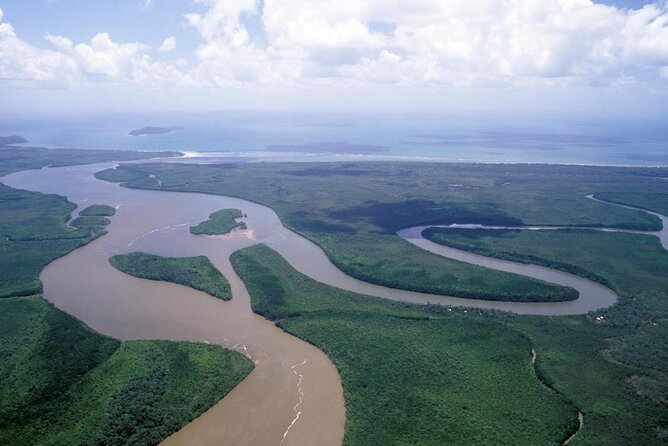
[110,252,232,300]
[190,209,247,235]
[128,126,182,136]
[0,135,29,146]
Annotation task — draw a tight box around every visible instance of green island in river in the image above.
[190,208,247,235]
[110,252,233,300]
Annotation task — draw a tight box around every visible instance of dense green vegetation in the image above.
[190,208,247,235]
[7,156,667,443]
[595,191,668,216]
[79,204,116,217]
[0,146,180,177]
[104,161,668,443]
[70,215,111,233]
[232,244,578,445]
[423,227,668,443]
[317,232,577,301]
[0,184,109,298]
[70,205,117,236]
[110,252,232,300]
[70,205,116,236]
[0,297,253,446]
[424,227,668,293]
[97,162,668,302]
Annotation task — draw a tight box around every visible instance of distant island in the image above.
[265,141,387,154]
[128,126,182,136]
[0,135,29,146]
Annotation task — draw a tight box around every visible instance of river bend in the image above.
[3,162,666,444]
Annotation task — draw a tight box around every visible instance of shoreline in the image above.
[4,145,668,168]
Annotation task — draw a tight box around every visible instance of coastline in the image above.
[141,150,668,168]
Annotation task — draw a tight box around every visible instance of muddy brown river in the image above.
[3,163,345,446]
[3,162,666,445]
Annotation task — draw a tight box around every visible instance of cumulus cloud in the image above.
[186,0,256,45]
[1,0,668,91]
[72,33,148,77]
[274,0,668,88]
[159,36,176,52]
[1,16,79,85]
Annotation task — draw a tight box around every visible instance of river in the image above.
[2,161,665,445]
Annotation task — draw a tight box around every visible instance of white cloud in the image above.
[44,33,73,51]
[73,33,148,77]
[186,0,256,45]
[1,17,78,85]
[1,0,668,92]
[158,36,176,52]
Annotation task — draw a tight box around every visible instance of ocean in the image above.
[1,111,666,166]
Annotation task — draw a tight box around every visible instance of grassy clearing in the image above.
[0,297,253,446]
[232,244,577,445]
[110,252,232,300]
[190,208,246,235]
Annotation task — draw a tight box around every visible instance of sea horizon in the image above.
[1,110,667,167]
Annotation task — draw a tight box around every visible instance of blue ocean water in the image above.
[0,111,666,166]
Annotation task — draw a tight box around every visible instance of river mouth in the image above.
[4,162,664,444]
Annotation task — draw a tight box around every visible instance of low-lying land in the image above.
[96,161,668,443]
[424,227,668,443]
[71,204,117,236]
[0,297,253,446]
[594,191,668,216]
[190,208,246,235]
[79,204,116,217]
[110,252,232,300]
[0,146,180,177]
[232,244,578,445]
[0,160,250,445]
[424,227,668,293]
[0,184,108,297]
[96,162,643,303]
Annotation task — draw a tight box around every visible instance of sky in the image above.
[1,0,667,116]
